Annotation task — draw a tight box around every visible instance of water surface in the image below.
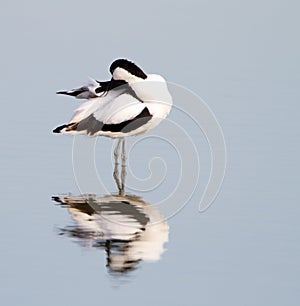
[1,1,299,305]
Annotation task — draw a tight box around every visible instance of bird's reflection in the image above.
[52,193,169,275]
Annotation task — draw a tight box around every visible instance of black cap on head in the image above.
[109,59,147,79]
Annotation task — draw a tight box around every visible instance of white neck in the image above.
[129,74,173,118]
[112,67,144,83]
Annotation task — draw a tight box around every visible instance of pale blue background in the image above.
[0,1,299,305]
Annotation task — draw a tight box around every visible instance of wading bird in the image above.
[53,59,173,194]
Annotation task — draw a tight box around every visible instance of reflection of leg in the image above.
[105,240,111,267]
[113,139,122,192]
[120,138,126,196]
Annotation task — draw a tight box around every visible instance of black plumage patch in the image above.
[68,107,152,135]
[53,123,76,133]
[56,89,93,97]
[109,59,147,79]
[95,79,127,94]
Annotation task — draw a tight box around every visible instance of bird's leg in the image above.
[120,138,127,196]
[113,139,122,193]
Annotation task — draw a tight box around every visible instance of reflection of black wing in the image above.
[90,199,149,229]
[54,195,150,234]
[53,195,169,275]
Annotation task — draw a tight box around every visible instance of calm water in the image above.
[1,1,300,305]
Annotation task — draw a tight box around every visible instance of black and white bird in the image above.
[53,59,173,193]
[53,59,172,138]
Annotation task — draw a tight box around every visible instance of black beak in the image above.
[107,77,114,92]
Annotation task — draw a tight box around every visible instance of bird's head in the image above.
[110,59,147,83]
